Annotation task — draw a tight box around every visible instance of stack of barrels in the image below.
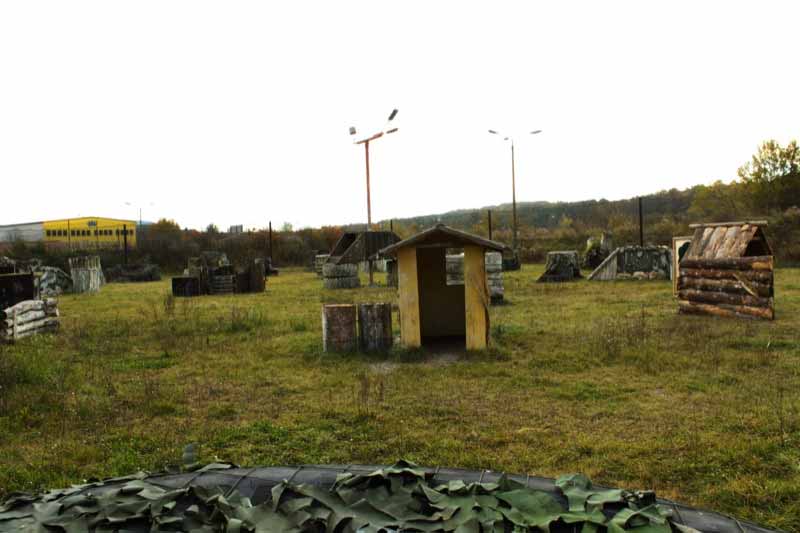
[322,263,360,289]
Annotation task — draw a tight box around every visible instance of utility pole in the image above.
[638,197,644,247]
[268,221,273,263]
[123,224,128,265]
[488,210,493,240]
[510,142,517,250]
[488,128,542,257]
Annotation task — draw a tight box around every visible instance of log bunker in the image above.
[677,220,775,320]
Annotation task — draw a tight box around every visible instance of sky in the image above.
[1,1,798,231]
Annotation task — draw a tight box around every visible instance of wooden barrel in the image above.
[322,304,357,352]
[358,303,393,351]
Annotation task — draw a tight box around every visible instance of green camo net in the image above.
[0,460,699,532]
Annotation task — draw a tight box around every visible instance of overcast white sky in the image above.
[1,1,798,230]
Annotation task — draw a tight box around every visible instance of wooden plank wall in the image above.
[463,245,489,350]
[677,256,774,320]
[397,247,421,348]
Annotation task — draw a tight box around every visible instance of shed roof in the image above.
[685,221,772,259]
[377,224,509,256]
[328,231,401,265]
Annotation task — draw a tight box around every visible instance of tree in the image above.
[206,224,220,234]
[688,180,745,221]
[281,222,293,232]
[738,140,800,213]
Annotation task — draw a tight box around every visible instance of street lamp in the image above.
[350,108,399,231]
[488,128,542,252]
[124,202,155,230]
[350,109,399,286]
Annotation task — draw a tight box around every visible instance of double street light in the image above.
[349,108,399,286]
[350,108,399,232]
[488,128,542,252]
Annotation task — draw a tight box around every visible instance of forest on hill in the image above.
[378,139,800,263]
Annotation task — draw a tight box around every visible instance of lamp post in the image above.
[124,201,154,231]
[488,129,542,252]
[350,109,399,286]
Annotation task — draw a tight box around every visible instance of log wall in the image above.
[677,255,774,320]
[1,298,60,342]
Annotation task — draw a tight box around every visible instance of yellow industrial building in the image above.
[0,217,138,249]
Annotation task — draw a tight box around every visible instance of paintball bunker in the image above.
[538,251,582,282]
[677,221,774,320]
[172,252,265,297]
[105,263,161,282]
[588,245,671,281]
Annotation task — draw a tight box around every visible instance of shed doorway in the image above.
[416,247,466,349]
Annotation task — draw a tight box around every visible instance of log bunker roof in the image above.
[685,221,772,260]
[377,224,509,257]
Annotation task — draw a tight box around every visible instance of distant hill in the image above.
[363,187,698,233]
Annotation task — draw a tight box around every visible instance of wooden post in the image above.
[322,304,357,352]
[464,245,489,350]
[358,303,393,351]
[487,210,493,240]
[268,221,273,263]
[638,197,644,247]
[397,247,421,348]
[123,224,128,265]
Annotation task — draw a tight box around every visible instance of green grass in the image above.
[1,266,800,530]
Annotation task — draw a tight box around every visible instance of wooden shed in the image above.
[378,224,508,350]
[677,221,774,320]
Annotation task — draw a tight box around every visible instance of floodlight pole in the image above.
[511,141,518,251]
[364,140,372,230]
[488,129,541,255]
[351,109,398,287]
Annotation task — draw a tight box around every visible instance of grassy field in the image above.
[1,266,799,530]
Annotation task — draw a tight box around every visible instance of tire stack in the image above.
[322,263,360,289]
[210,274,235,294]
[485,252,504,304]
[314,254,330,277]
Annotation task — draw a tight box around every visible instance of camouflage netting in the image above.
[0,460,702,532]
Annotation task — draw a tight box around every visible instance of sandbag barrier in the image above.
[0,462,781,533]
[1,298,59,343]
